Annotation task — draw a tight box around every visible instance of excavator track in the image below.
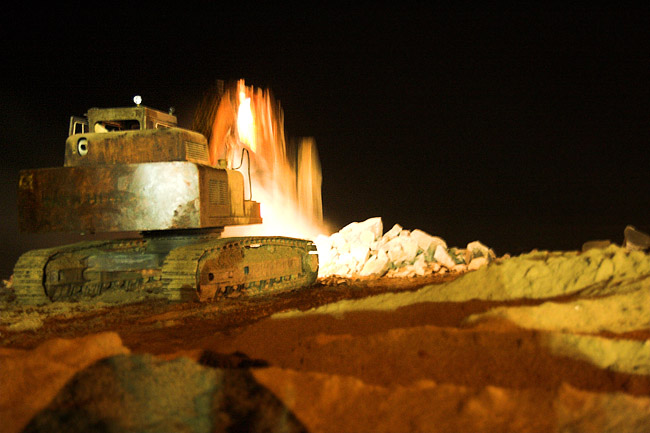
[13,241,110,304]
[11,236,318,305]
[160,236,319,301]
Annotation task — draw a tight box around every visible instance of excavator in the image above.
[12,96,319,304]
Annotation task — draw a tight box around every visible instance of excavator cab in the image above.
[69,96,176,136]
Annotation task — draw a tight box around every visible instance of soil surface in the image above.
[1,273,457,350]
[3,246,650,432]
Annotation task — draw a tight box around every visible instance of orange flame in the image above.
[208,79,329,240]
[236,89,256,152]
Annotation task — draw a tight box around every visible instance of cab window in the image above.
[93,119,141,132]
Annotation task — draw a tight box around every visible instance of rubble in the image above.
[315,217,495,278]
[624,225,650,251]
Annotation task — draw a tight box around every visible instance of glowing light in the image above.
[236,91,256,152]
[208,79,330,241]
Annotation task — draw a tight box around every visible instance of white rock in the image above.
[390,266,415,278]
[314,234,334,264]
[359,251,390,276]
[377,236,397,255]
[339,221,359,237]
[412,254,427,276]
[340,217,382,243]
[424,239,449,263]
[350,245,370,268]
[385,242,402,264]
[467,241,491,259]
[468,256,488,271]
[333,262,352,276]
[386,236,419,266]
[433,244,456,269]
[337,252,356,271]
[361,217,384,238]
[382,224,403,243]
[359,230,376,246]
[402,238,420,262]
[452,263,467,273]
[330,232,348,252]
[410,229,447,252]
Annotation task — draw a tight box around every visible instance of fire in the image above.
[206,79,329,240]
[236,90,256,152]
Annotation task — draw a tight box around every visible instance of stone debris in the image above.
[582,239,612,252]
[624,225,650,251]
[315,217,495,278]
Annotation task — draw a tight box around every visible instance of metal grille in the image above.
[209,179,228,205]
[184,141,209,163]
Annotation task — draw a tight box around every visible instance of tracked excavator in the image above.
[12,99,319,304]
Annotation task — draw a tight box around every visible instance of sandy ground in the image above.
[2,244,650,432]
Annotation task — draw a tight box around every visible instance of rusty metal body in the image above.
[13,103,318,304]
[19,111,261,233]
[19,161,260,233]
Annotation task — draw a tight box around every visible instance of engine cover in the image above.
[18,161,261,233]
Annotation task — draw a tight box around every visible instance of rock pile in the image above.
[314,217,495,278]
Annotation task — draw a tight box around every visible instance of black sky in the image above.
[1,4,649,277]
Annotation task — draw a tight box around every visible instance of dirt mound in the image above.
[24,353,305,433]
[0,332,129,433]
[2,245,650,432]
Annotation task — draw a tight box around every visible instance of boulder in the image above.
[411,229,447,253]
[314,234,334,265]
[468,256,489,271]
[384,235,419,267]
[382,224,403,242]
[23,354,306,433]
[466,241,496,261]
[433,245,456,269]
[350,245,370,266]
[360,250,391,277]
[582,240,612,252]
[624,225,650,251]
[330,232,349,253]
[0,332,129,433]
[340,217,383,244]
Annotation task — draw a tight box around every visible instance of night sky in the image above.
[2,4,649,278]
